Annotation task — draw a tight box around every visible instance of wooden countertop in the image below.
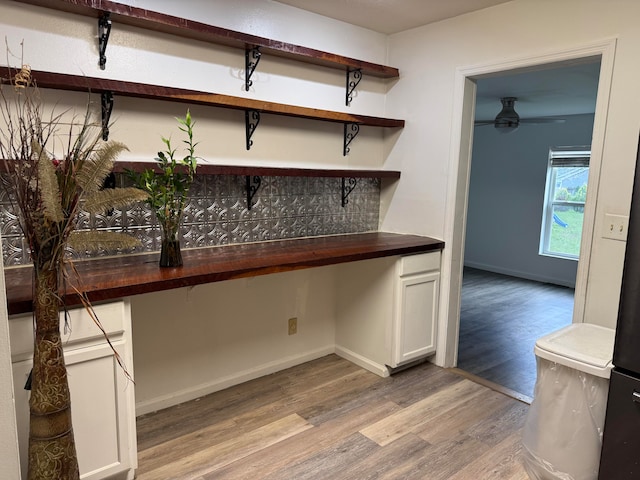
[4,232,444,315]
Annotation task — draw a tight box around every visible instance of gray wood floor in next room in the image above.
[457,267,574,399]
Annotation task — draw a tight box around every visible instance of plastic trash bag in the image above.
[522,357,609,480]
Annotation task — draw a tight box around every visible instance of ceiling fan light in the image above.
[494,96,519,132]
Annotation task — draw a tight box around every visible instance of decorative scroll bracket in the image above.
[343,123,360,156]
[345,68,362,106]
[245,110,261,150]
[101,91,114,141]
[341,177,358,207]
[98,12,112,70]
[245,46,262,91]
[245,175,262,210]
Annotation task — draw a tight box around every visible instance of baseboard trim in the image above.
[135,345,335,416]
[463,261,576,288]
[334,345,390,378]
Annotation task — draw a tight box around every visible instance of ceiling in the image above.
[274,0,601,120]
[274,0,513,34]
[474,61,601,122]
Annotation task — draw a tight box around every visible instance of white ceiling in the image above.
[274,0,601,120]
[474,61,601,121]
[274,0,513,34]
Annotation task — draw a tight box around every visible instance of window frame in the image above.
[539,146,591,260]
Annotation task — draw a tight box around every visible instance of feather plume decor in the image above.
[76,141,128,192]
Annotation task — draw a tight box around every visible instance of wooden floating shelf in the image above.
[29,70,405,128]
[0,159,400,180]
[12,0,400,79]
[113,162,402,180]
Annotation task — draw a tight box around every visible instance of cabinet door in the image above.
[11,301,136,480]
[13,341,135,480]
[393,271,439,366]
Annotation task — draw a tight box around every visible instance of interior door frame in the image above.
[436,37,618,367]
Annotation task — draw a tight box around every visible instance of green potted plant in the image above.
[0,64,147,479]
[129,110,198,267]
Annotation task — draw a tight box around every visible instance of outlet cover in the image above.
[603,213,629,241]
[288,317,298,335]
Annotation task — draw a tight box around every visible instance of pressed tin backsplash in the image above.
[0,173,381,266]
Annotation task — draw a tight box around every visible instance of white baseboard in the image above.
[334,345,390,378]
[463,261,576,288]
[135,345,335,416]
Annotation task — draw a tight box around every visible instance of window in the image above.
[539,146,590,260]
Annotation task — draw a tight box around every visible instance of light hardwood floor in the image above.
[458,267,574,399]
[136,354,530,479]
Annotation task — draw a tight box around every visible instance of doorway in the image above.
[439,40,617,397]
[456,62,601,399]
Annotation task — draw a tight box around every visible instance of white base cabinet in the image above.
[335,251,441,375]
[390,252,440,367]
[9,300,137,480]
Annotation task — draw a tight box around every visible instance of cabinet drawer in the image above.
[9,301,126,358]
[399,252,440,276]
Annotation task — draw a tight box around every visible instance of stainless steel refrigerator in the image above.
[599,138,640,478]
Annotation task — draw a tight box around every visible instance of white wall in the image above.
[131,268,337,415]
[384,0,640,366]
[465,114,595,287]
[0,0,390,170]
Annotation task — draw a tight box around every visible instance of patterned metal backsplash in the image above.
[0,173,381,266]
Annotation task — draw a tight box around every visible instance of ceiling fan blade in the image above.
[519,117,566,124]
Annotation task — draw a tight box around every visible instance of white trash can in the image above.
[522,323,615,480]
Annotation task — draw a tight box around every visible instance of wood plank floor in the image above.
[136,354,530,480]
[457,267,574,399]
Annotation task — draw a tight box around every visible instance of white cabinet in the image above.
[9,300,137,480]
[335,251,441,375]
[390,252,440,367]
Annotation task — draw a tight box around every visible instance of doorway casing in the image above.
[436,37,618,367]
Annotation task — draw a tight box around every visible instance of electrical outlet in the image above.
[603,213,629,241]
[288,317,298,335]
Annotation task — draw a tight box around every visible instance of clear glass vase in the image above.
[158,214,183,268]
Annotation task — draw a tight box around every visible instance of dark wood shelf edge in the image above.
[12,0,400,79]
[0,159,401,179]
[5,233,444,315]
[113,162,401,179]
[25,70,404,128]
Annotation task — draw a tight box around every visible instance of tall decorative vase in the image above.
[30,260,79,479]
[159,216,183,268]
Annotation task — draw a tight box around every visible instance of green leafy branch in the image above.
[128,110,198,232]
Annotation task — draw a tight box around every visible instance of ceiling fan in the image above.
[475,97,566,132]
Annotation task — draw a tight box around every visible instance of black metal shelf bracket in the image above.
[245,110,261,150]
[245,46,262,91]
[345,68,362,106]
[245,175,262,210]
[341,177,358,207]
[98,13,112,70]
[343,123,360,156]
[101,91,114,141]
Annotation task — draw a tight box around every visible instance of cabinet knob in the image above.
[633,391,640,403]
